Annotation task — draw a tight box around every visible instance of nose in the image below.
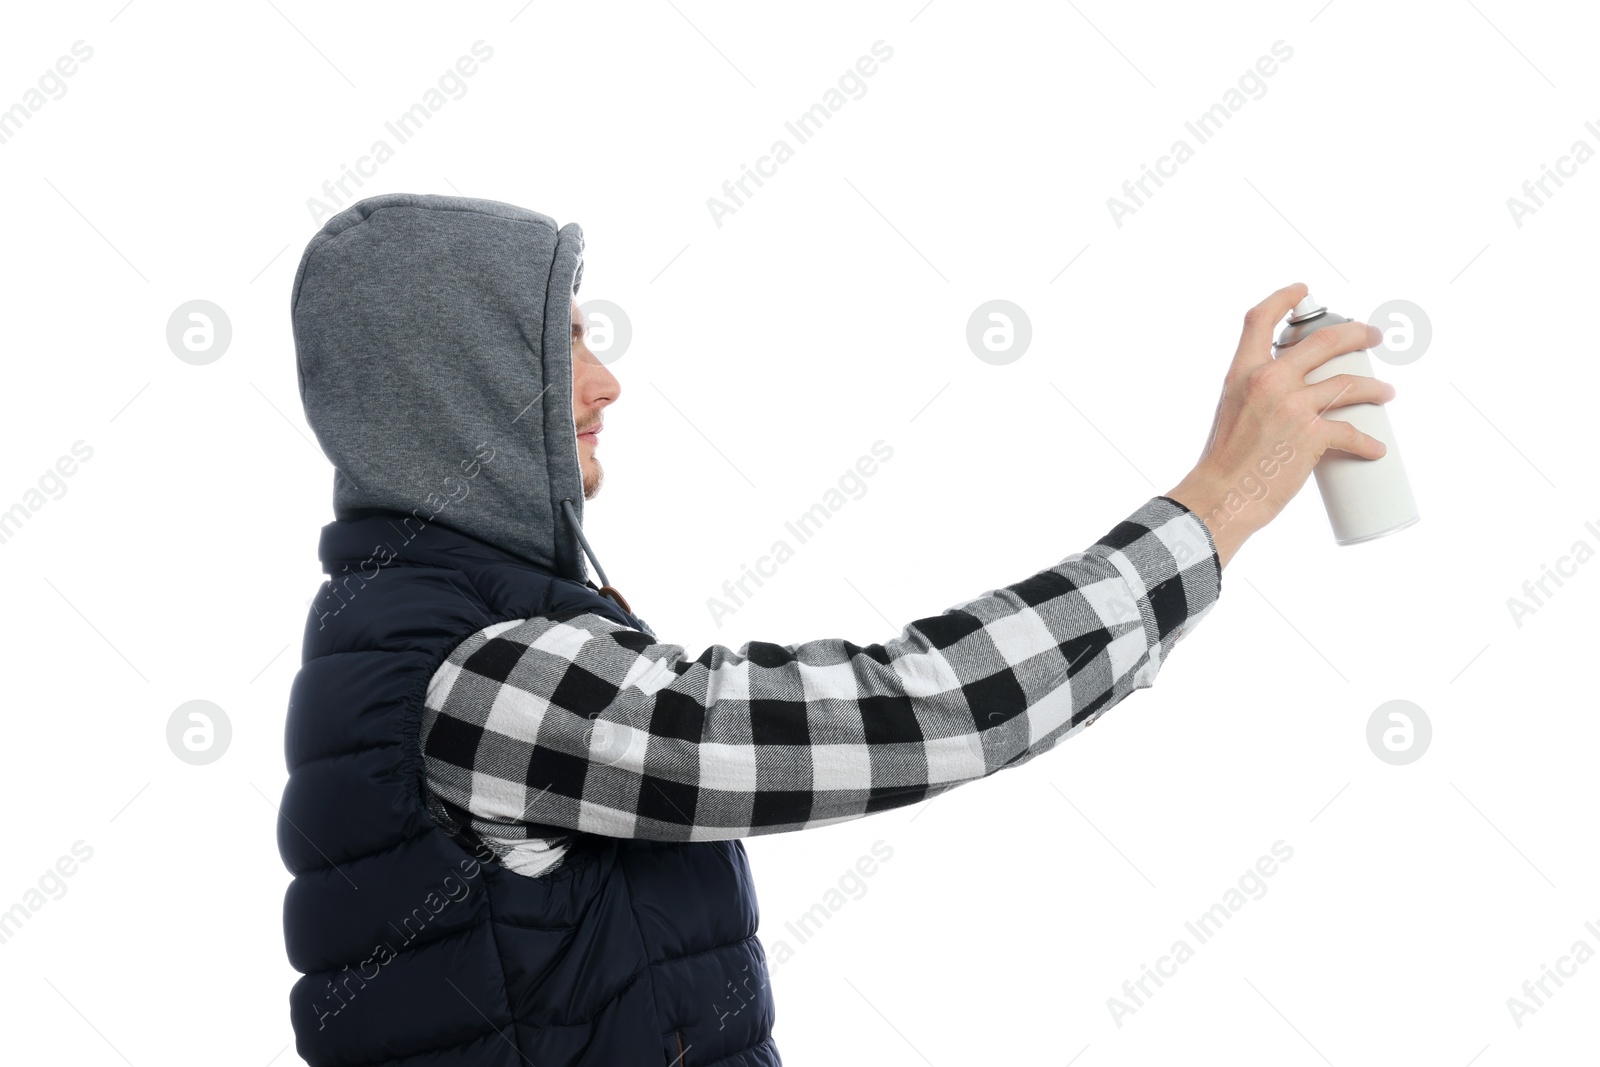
[576,357,620,411]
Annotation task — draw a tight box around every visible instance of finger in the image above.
[1232,282,1309,375]
[1303,373,1396,417]
[1323,418,1388,461]
[1276,320,1383,378]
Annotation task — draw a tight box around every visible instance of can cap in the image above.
[1289,293,1326,322]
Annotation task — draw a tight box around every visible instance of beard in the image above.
[582,457,604,500]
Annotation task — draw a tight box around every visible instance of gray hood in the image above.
[291,192,599,585]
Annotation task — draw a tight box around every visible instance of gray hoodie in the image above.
[290,192,603,586]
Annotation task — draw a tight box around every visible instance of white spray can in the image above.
[1272,293,1420,545]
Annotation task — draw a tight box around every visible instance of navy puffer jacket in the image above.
[280,513,776,1065]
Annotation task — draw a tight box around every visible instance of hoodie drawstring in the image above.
[560,498,609,588]
[561,497,641,616]
[561,497,652,631]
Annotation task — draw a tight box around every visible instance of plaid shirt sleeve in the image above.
[420,495,1221,844]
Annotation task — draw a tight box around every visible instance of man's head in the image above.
[295,192,605,580]
[571,298,619,500]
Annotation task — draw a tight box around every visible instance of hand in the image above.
[1167,282,1396,569]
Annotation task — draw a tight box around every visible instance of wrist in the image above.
[1165,472,1254,570]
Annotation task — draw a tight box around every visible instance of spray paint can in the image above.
[1272,293,1420,545]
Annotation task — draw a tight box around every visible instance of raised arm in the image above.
[422,280,1402,855]
[420,494,1221,843]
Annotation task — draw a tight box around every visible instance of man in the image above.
[278,192,1393,1066]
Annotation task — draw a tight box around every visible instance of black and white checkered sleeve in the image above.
[420,495,1221,842]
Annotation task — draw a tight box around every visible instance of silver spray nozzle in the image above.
[1289,293,1326,322]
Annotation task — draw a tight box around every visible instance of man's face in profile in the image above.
[571,299,619,500]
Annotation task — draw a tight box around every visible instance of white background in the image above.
[1,1,1595,1064]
